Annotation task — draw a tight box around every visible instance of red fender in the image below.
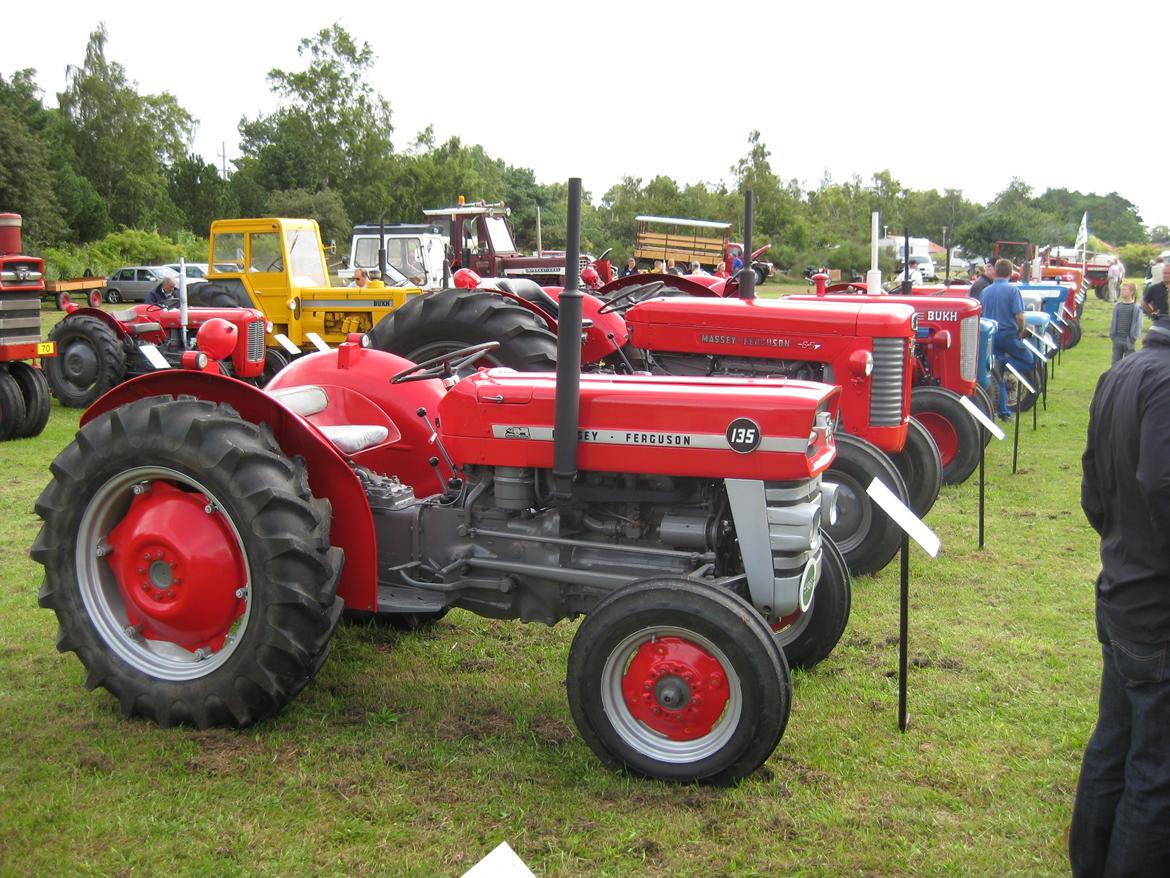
[538,286,629,365]
[597,273,723,299]
[82,369,381,612]
[60,305,167,344]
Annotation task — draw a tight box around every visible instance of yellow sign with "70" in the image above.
[36,341,56,356]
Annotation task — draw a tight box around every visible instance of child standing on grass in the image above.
[1110,282,1143,364]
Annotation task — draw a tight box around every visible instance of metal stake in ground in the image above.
[959,395,1004,549]
[1006,362,1035,474]
[865,479,940,733]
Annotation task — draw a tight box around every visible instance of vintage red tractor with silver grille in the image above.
[370,240,940,576]
[0,212,55,440]
[33,181,849,785]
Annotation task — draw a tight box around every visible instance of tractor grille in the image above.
[247,320,265,362]
[578,255,590,273]
[959,316,978,383]
[0,292,42,346]
[869,338,906,427]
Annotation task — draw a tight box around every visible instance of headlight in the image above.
[848,349,874,377]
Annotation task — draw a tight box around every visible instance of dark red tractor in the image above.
[33,180,849,785]
[45,298,271,408]
[0,212,55,440]
[370,263,940,577]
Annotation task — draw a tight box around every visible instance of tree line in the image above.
[1,23,1161,279]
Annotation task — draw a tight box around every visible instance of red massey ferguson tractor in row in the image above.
[33,181,850,785]
[0,212,56,440]
[369,268,943,577]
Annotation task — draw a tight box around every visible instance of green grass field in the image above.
[0,292,1119,876]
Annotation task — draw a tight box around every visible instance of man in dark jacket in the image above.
[145,276,176,306]
[968,262,995,301]
[1071,314,1170,877]
[1142,262,1170,318]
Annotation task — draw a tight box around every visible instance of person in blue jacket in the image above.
[982,258,1038,420]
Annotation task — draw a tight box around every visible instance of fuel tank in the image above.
[439,369,839,481]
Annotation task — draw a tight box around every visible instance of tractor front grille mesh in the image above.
[247,320,265,362]
[959,316,978,383]
[869,338,906,427]
[0,292,42,346]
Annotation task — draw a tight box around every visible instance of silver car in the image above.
[162,263,211,284]
[105,265,180,304]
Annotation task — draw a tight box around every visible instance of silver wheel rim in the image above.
[76,466,252,680]
[600,625,743,764]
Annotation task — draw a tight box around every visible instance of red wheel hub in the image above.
[770,610,802,632]
[106,482,246,652]
[621,635,730,740]
[915,412,958,466]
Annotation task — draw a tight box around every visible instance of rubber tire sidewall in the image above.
[0,368,28,442]
[45,315,127,408]
[7,361,52,439]
[824,432,909,576]
[888,416,943,518]
[911,385,981,485]
[774,532,851,671]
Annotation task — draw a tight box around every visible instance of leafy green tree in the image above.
[264,188,351,249]
[57,25,193,231]
[168,154,238,236]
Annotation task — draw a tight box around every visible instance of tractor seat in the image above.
[268,384,389,454]
[127,322,163,335]
[495,278,561,319]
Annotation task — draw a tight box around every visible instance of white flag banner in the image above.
[1074,212,1089,249]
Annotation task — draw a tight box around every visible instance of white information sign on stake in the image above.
[1021,338,1047,363]
[959,394,1005,440]
[866,478,941,558]
[1061,305,1076,321]
[274,333,301,355]
[138,344,172,370]
[1029,327,1058,351]
[462,842,537,878]
[305,332,331,352]
[1005,362,1035,394]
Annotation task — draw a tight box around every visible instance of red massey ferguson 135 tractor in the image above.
[44,298,270,407]
[369,268,942,577]
[0,212,56,440]
[33,181,849,785]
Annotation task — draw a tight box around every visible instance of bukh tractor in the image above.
[0,212,55,440]
[370,268,940,577]
[45,299,270,407]
[32,181,850,786]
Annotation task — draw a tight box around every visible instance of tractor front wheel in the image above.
[566,578,789,785]
[888,417,943,518]
[33,396,344,728]
[45,314,127,408]
[911,386,981,485]
[0,368,28,442]
[1065,319,1082,350]
[7,361,52,439]
[770,533,851,670]
[823,432,908,575]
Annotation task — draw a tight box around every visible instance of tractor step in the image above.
[376,584,447,614]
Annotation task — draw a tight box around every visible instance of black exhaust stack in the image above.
[552,178,584,500]
[738,190,756,300]
[901,228,912,294]
[378,210,388,281]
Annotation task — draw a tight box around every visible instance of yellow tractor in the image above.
[191,218,424,372]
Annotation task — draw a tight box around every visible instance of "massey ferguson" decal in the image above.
[491,424,804,452]
[699,332,793,348]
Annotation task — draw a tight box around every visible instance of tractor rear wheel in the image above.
[771,533,850,670]
[0,368,28,442]
[45,314,127,408]
[1065,319,1082,350]
[911,386,981,485]
[7,361,52,439]
[888,417,943,518]
[566,578,789,785]
[33,396,344,728]
[368,289,558,372]
[971,385,995,446]
[260,348,290,387]
[823,432,908,575]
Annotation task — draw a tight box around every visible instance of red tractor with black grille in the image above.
[33,181,850,785]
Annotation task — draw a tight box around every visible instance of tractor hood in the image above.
[439,369,839,481]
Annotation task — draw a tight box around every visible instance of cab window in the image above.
[249,233,283,273]
[213,233,245,271]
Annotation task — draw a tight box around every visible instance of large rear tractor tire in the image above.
[566,578,789,785]
[1065,319,1082,350]
[7,361,52,439]
[45,314,127,408]
[770,533,851,671]
[911,386,981,485]
[32,396,344,728]
[823,432,909,575]
[887,417,943,518]
[0,368,28,442]
[369,289,558,372]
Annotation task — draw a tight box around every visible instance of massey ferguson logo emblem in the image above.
[725,417,762,454]
[503,426,530,439]
[926,310,958,322]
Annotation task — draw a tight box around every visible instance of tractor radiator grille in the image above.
[0,292,42,346]
[959,316,978,383]
[247,320,265,362]
[869,338,906,427]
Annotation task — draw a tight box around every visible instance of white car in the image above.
[163,263,210,285]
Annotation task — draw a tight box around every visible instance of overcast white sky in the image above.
[7,0,1165,234]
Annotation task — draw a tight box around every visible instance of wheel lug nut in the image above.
[235,588,247,599]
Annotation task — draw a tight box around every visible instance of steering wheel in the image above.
[390,341,502,384]
[597,247,613,262]
[597,280,666,314]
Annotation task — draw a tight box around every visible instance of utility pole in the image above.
[217,141,229,179]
